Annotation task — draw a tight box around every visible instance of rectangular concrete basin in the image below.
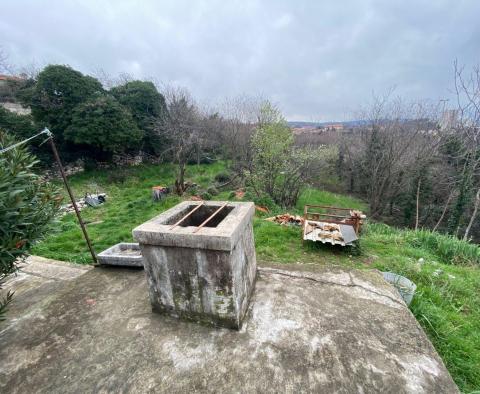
[132,201,257,329]
[97,242,143,267]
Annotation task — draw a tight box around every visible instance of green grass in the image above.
[361,223,480,392]
[32,162,225,263]
[33,162,480,392]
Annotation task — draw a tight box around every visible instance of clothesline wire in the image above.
[0,128,52,155]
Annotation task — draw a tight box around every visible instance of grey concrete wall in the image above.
[231,219,257,322]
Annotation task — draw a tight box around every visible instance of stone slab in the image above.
[0,263,458,393]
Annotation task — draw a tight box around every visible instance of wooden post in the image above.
[48,134,97,264]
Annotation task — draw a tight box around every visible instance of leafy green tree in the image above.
[110,81,167,153]
[28,65,103,143]
[0,131,61,319]
[247,102,321,207]
[0,106,36,140]
[64,95,142,156]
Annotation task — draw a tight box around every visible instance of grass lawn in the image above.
[33,162,480,392]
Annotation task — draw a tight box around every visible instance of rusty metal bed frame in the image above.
[169,201,229,233]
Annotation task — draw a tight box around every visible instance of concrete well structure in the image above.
[132,201,256,329]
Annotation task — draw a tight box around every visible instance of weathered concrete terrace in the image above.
[0,257,458,393]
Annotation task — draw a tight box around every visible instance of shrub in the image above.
[0,107,53,164]
[207,186,219,196]
[200,191,212,200]
[65,95,142,155]
[110,81,167,154]
[214,172,231,184]
[406,229,480,265]
[0,107,36,141]
[366,222,480,265]
[253,194,279,212]
[246,102,323,207]
[0,131,61,319]
[243,190,280,212]
[83,157,97,172]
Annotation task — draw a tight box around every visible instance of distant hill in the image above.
[287,120,367,128]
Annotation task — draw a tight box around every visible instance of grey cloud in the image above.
[1,0,479,120]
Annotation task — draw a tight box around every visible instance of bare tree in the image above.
[342,93,442,218]
[17,60,42,80]
[433,191,455,232]
[449,61,480,238]
[91,67,134,89]
[217,95,265,174]
[155,87,208,195]
[464,187,480,240]
[0,46,12,74]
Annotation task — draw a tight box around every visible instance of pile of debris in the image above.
[265,214,304,226]
[112,153,143,167]
[152,186,169,201]
[44,160,84,180]
[305,221,343,242]
[62,193,107,214]
[234,189,245,199]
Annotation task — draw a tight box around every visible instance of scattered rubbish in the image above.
[234,189,245,199]
[44,160,84,180]
[418,258,425,264]
[61,193,107,214]
[305,221,344,243]
[85,220,104,226]
[382,272,417,305]
[85,193,106,207]
[302,205,366,246]
[97,242,143,267]
[255,205,269,214]
[265,213,304,226]
[432,269,443,277]
[152,186,169,201]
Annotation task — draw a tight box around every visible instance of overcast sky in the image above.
[1,0,479,121]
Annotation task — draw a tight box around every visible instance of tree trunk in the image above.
[463,187,480,241]
[415,178,421,230]
[433,191,454,232]
[175,162,186,196]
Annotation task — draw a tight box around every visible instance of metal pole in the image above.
[47,132,97,264]
[193,202,228,233]
[169,201,205,230]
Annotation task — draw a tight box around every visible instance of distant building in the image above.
[0,74,24,86]
[291,126,318,134]
[322,123,344,131]
[0,75,31,114]
[439,110,458,131]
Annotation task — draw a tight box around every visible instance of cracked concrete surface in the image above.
[0,258,458,393]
